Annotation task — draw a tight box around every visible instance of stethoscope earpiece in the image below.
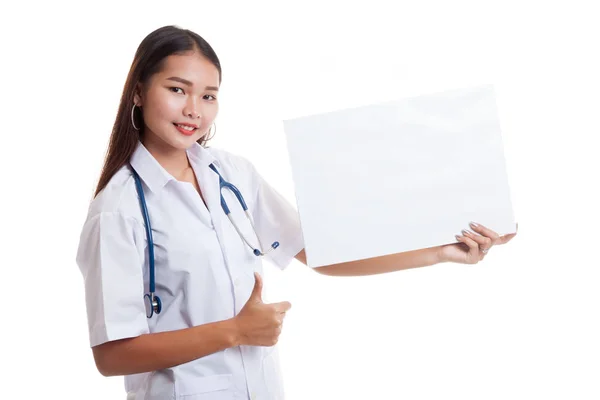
[253,241,279,256]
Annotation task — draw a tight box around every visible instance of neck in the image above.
[142,134,191,178]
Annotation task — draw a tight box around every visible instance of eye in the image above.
[170,87,184,94]
[203,94,217,101]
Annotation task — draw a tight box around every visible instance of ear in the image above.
[133,83,143,106]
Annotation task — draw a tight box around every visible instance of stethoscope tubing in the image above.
[131,163,279,318]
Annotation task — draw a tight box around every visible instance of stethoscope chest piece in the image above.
[144,293,162,318]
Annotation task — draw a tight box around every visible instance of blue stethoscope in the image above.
[132,163,280,318]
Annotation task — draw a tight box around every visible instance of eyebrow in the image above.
[166,76,219,91]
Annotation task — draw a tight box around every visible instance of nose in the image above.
[183,97,201,119]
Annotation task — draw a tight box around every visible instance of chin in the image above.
[161,130,200,149]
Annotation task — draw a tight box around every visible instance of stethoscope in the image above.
[132,163,280,318]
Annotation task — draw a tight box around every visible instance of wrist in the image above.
[434,245,448,264]
[222,318,242,347]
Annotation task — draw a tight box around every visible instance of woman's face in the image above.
[135,52,220,151]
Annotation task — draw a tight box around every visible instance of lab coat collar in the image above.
[129,141,220,194]
[187,142,221,170]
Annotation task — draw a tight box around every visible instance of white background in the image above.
[1,1,599,399]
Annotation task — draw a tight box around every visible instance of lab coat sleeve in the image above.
[76,212,149,347]
[249,165,305,270]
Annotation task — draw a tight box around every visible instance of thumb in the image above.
[249,272,263,303]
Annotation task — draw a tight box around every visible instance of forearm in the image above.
[93,318,240,377]
[317,246,443,276]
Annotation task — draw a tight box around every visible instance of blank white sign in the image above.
[283,85,516,268]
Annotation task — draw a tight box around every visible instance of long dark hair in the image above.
[94,25,222,197]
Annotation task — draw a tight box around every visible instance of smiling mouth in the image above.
[174,123,197,131]
[173,123,198,135]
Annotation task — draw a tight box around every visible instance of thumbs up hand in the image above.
[233,272,291,347]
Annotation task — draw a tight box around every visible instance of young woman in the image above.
[76,25,517,400]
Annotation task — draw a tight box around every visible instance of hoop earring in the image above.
[131,104,140,131]
[204,123,216,142]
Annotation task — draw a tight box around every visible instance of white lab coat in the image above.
[76,142,304,400]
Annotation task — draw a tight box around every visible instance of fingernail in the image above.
[470,222,479,228]
[462,230,471,236]
[455,235,462,240]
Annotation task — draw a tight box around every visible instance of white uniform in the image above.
[76,142,304,400]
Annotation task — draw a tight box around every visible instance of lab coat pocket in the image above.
[176,374,234,400]
[261,349,286,400]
